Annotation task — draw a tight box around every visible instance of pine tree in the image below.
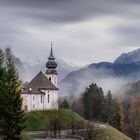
[83,87,93,119]
[99,95,107,122]
[0,49,4,67]
[0,49,6,136]
[106,91,113,122]
[83,83,104,120]
[60,99,69,109]
[0,48,25,140]
[110,102,124,131]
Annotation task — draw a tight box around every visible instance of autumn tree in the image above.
[121,97,140,140]
[128,98,140,140]
[46,114,61,137]
[79,121,102,140]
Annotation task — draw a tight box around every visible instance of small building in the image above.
[22,47,59,111]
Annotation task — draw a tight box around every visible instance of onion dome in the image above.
[46,60,57,69]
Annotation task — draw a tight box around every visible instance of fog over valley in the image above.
[12,48,140,98]
[1,0,140,97]
[1,1,140,140]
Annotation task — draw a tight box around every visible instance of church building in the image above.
[21,47,59,112]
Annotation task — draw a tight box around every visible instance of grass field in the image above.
[24,109,133,140]
[96,125,133,140]
[25,109,86,131]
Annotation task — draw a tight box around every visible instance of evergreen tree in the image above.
[106,91,113,122]
[83,86,93,119]
[0,48,25,140]
[99,95,107,122]
[110,101,124,131]
[59,99,70,109]
[0,49,6,136]
[0,49,4,67]
[83,83,104,120]
[99,90,113,122]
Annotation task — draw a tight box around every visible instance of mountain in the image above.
[17,58,80,82]
[114,48,140,64]
[56,59,81,81]
[59,48,140,97]
[15,48,140,97]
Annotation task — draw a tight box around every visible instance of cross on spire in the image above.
[51,41,53,48]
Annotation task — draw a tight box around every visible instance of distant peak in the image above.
[114,48,140,64]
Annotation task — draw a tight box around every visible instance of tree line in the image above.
[60,83,140,140]
[125,81,140,96]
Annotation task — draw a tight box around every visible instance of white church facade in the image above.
[21,47,59,112]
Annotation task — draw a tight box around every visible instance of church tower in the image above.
[46,45,58,87]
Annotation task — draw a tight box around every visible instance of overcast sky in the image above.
[0,0,140,65]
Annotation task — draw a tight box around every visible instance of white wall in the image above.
[44,90,58,110]
[22,94,44,111]
[21,90,58,111]
[46,74,58,87]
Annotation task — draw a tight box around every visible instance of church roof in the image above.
[22,71,58,94]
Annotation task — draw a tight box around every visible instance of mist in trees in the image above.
[82,83,118,124]
[65,82,140,140]
[125,81,140,96]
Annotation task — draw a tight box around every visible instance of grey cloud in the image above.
[114,25,140,46]
[0,0,140,65]
[1,0,140,24]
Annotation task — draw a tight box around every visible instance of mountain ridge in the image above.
[59,48,140,96]
[114,48,140,64]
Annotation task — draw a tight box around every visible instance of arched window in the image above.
[49,77,51,81]
[41,95,43,103]
[24,105,28,111]
[48,94,50,103]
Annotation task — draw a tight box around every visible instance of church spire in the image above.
[46,43,57,74]
[48,42,55,60]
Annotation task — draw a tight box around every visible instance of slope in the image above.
[96,125,132,140]
[24,109,132,140]
[25,109,85,131]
